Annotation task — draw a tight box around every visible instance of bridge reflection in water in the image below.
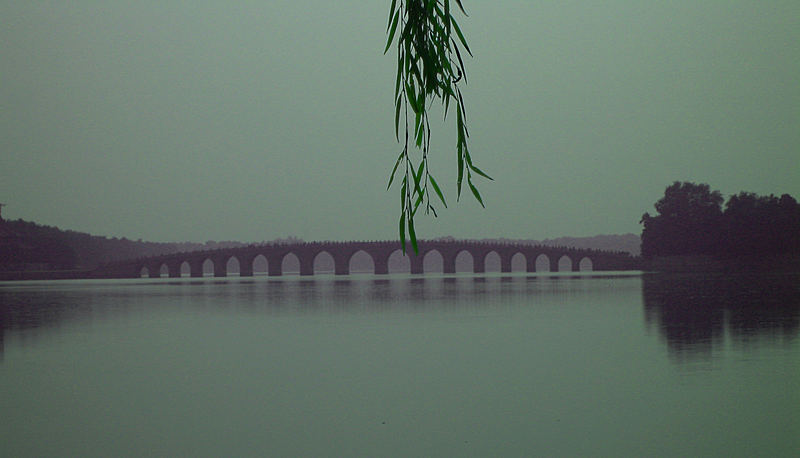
[93,240,639,279]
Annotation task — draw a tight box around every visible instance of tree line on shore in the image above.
[0,220,255,271]
[640,182,800,258]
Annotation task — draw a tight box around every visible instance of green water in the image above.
[1,273,798,456]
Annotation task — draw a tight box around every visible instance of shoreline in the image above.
[2,255,799,281]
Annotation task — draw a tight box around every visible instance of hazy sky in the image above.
[2,1,798,242]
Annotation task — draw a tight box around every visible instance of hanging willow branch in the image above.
[385,0,491,253]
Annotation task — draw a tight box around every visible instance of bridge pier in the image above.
[370,251,390,275]
[500,256,512,273]
[374,255,389,275]
[334,257,349,275]
[410,255,423,275]
[443,256,456,274]
[189,259,204,277]
[214,262,227,277]
[263,254,281,276]
[167,261,182,278]
[148,263,161,278]
[239,254,255,277]
[299,258,313,276]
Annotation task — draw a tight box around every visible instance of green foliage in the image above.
[0,219,248,270]
[640,182,724,256]
[385,0,491,253]
[0,220,77,270]
[640,182,800,258]
[721,192,800,256]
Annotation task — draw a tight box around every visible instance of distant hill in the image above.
[537,234,641,256]
[0,221,77,270]
[0,219,253,270]
[434,234,641,256]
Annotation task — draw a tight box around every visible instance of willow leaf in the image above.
[451,17,472,56]
[394,95,402,140]
[429,175,447,207]
[469,163,493,181]
[468,177,485,207]
[408,216,418,254]
[387,150,404,189]
[400,178,407,209]
[387,0,397,30]
[399,213,406,253]
[452,41,466,83]
[395,53,403,98]
[384,10,400,54]
[413,159,425,195]
[406,82,418,113]
[413,192,423,215]
[444,0,451,33]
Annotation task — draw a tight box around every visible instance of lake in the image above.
[1,272,798,456]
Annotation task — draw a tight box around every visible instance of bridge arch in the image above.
[423,249,444,274]
[483,251,501,273]
[159,263,169,277]
[349,250,375,274]
[139,266,149,278]
[535,254,550,272]
[387,249,411,273]
[579,257,593,272]
[180,261,190,277]
[226,256,241,276]
[201,259,214,277]
[558,255,572,272]
[313,251,335,275]
[252,254,268,275]
[454,250,474,273]
[281,252,300,275]
[511,252,526,272]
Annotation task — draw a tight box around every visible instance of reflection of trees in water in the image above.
[643,273,800,359]
[0,290,92,332]
[0,289,94,360]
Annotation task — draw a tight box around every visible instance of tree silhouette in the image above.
[640,182,723,257]
[721,192,800,257]
[641,182,800,258]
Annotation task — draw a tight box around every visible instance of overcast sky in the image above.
[2,1,798,242]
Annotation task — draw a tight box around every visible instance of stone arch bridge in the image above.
[92,240,639,279]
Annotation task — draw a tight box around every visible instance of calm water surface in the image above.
[1,272,798,456]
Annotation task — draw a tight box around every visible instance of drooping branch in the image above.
[385,0,491,253]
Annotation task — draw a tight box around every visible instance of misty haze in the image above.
[1,1,798,456]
